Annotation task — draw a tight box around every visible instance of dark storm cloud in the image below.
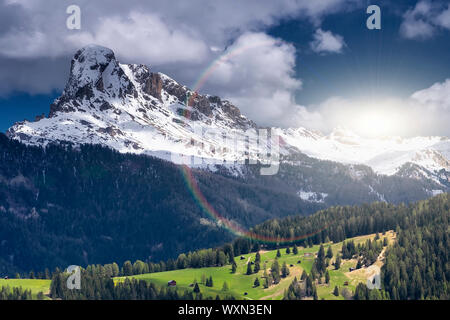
[0,0,362,127]
[0,0,362,93]
[0,56,69,96]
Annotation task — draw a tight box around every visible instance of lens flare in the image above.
[180,165,328,244]
[177,42,328,243]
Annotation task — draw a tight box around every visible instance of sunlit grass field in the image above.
[1,231,394,300]
[0,279,51,299]
[116,231,393,300]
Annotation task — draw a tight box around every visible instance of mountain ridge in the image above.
[6,45,450,188]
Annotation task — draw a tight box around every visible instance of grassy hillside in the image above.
[0,231,395,300]
[116,231,395,300]
[0,279,51,299]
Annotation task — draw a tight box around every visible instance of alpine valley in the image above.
[1,45,449,274]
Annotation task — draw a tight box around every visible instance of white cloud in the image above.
[0,0,362,95]
[199,32,322,128]
[406,79,450,136]
[305,79,450,137]
[400,1,450,40]
[66,12,209,65]
[310,28,346,54]
[435,5,450,30]
[411,79,450,111]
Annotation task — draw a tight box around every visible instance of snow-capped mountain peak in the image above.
[6,45,450,185]
[8,45,261,166]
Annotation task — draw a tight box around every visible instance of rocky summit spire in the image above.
[50,45,136,116]
[8,45,257,162]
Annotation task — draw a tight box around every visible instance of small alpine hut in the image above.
[168,280,177,287]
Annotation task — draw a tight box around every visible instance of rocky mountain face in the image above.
[8,45,257,165]
[7,45,450,195]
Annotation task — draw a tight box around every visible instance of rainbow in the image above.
[181,165,327,244]
[178,42,327,244]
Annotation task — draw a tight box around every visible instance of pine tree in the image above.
[254,261,260,273]
[333,286,339,296]
[122,261,133,276]
[276,249,281,258]
[254,277,260,287]
[246,263,253,275]
[313,286,318,300]
[341,242,349,259]
[262,263,268,283]
[286,247,291,254]
[271,260,281,284]
[325,270,330,284]
[293,244,298,255]
[202,273,208,285]
[281,262,290,278]
[310,264,317,280]
[255,252,261,263]
[334,255,341,270]
[208,276,213,287]
[306,275,313,296]
[231,262,237,274]
[193,283,200,293]
[264,276,269,288]
[317,244,326,273]
[301,270,307,281]
[326,246,333,259]
[222,281,229,292]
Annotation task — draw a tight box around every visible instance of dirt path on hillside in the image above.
[260,267,302,300]
[346,231,396,283]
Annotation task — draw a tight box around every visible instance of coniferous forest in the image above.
[260,193,449,300]
[4,192,445,300]
[1,132,437,275]
[0,133,448,300]
[0,134,312,274]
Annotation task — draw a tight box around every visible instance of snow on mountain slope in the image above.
[7,45,267,168]
[6,45,450,182]
[276,126,450,176]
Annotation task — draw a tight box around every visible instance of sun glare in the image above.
[354,110,397,138]
[335,100,409,138]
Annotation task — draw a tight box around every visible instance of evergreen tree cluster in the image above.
[50,269,234,300]
[0,286,34,300]
[262,193,450,300]
[353,283,390,300]
[248,194,449,250]
[283,276,317,300]
[381,224,449,300]
[342,239,384,267]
